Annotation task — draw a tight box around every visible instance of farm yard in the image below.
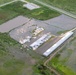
[0,0,76,75]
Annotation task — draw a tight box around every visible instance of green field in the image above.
[0,1,60,24]
[40,0,76,15]
[48,37,76,75]
[0,0,13,5]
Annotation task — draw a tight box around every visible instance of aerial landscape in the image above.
[0,0,76,75]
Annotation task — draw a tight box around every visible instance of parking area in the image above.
[9,17,62,45]
[0,16,30,33]
[44,14,76,30]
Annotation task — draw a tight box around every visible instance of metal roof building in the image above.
[43,31,73,57]
[30,33,52,50]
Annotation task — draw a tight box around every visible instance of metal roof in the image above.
[43,31,73,57]
[30,33,51,50]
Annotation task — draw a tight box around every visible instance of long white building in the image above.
[30,33,52,50]
[43,31,73,57]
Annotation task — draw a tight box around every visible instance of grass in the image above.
[33,63,54,75]
[57,30,69,34]
[50,57,76,75]
[48,48,76,75]
[0,32,19,57]
[0,8,19,24]
[0,59,24,75]
[0,33,19,46]
[0,33,25,75]
[0,0,13,5]
[40,0,76,15]
[0,1,60,24]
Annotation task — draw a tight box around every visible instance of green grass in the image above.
[0,33,19,46]
[0,59,24,75]
[40,0,76,15]
[33,63,54,75]
[48,48,76,75]
[0,33,25,75]
[0,1,60,24]
[49,57,76,75]
[0,32,19,57]
[0,8,19,24]
[0,0,13,5]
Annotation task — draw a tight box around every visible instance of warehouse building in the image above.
[43,31,73,57]
[30,33,52,50]
[33,27,44,36]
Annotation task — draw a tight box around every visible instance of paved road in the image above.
[0,0,18,7]
[34,0,76,19]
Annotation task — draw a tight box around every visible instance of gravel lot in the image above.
[9,18,62,45]
[0,16,30,33]
[44,14,76,30]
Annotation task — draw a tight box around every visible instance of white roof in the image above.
[33,27,44,36]
[30,33,51,50]
[43,31,73,57]
[23,3,40,10]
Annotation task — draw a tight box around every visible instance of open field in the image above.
[48,31,76,75]
[0,1,60,24]
[0,33,52,75]
[0,0,13,5]
[40,0,76,15]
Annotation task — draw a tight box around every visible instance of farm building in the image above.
[33,27,44,36]
[30,33,52,50]
[23,3,40,10]
[43,31,73,57]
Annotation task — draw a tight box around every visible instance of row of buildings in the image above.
[30,31,73,57]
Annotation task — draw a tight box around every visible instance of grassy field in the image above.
[0,0,13,5]
[0,33,24,75]
[0,1,60,24]
[48,36,76,75]
[0,33,54,75]
[40,0,76,15]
